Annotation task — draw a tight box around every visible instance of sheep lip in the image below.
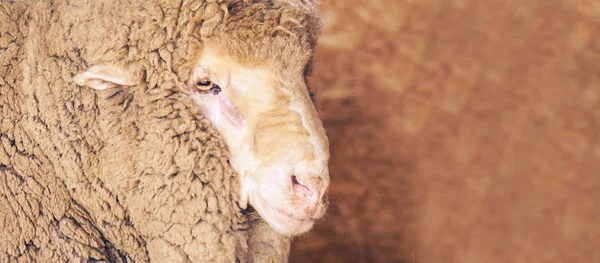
[256,191,316,222]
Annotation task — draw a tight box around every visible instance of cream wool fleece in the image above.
[0,0,321,262]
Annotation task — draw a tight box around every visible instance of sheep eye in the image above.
[194,79,213,92]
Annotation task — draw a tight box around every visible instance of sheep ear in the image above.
[74,65,136,90]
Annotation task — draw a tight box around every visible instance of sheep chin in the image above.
[249,183,316,236]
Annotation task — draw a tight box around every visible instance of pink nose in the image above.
[291,175,323,212]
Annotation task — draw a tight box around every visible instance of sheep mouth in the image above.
[257,191,316,221]
[254,190,316,235]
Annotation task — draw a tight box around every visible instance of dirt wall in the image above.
[291,1,600,262]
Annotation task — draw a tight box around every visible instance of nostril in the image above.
[291,175,311,196]
[292,175,323,213]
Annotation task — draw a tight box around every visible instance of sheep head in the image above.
[73,0,329,236]
[188,43,330,236]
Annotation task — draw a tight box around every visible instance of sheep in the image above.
[0,0,329,262]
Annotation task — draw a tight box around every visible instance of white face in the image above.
[185,48,330,236]
[73,47,331,236]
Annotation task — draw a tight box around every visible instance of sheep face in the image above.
[187,45,330,236]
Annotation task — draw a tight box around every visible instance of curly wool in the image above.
[0,0,320,262]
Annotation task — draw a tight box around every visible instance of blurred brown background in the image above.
[290,0,600,262]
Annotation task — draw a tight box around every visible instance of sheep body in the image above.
[0,0,321,261]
